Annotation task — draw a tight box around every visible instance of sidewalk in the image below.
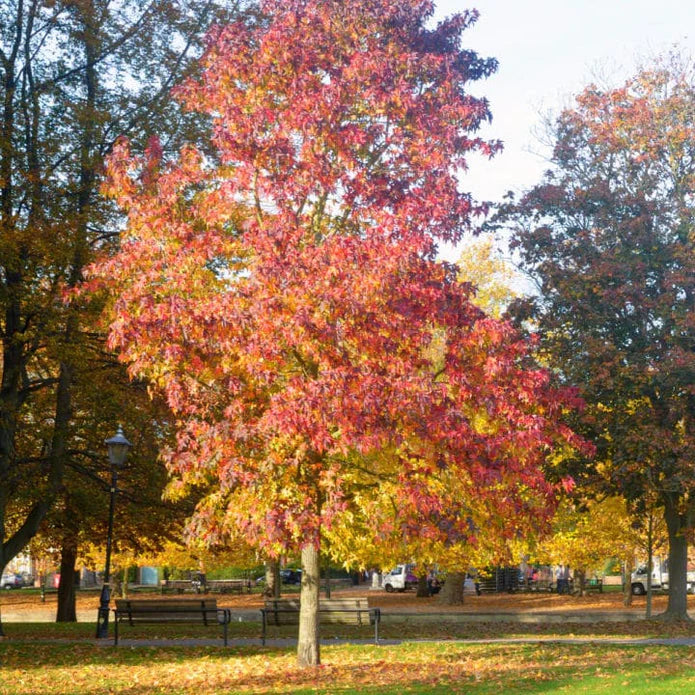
[7,635,695,648]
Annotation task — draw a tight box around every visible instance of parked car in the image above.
[280,569,302,585]
[255,569,302,586]
[1,573,22,590]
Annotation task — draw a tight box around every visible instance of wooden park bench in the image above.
[40,586,58,602]
[260,598,380,644]
[526,579,553,592]
[207,579,252,594]
[113,599,231,645]
[582,579,603,593]
[160,579,201,594]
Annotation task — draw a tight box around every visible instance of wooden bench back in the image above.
[207,579,251,593]
[115,599,218,623]
[263,598,369,625]
[161,579,196,594]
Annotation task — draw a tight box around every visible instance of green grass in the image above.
[2,641,695,694]
[592,584,623,593]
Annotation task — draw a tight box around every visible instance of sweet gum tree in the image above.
[91,0,584,666]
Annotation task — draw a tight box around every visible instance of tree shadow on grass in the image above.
[1,642,693,695]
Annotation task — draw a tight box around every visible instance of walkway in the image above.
[6,635,695,648]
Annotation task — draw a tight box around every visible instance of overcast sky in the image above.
[433,0,693,233]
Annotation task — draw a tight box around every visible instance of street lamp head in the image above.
[105,425,132,468]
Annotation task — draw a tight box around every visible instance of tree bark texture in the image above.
[323,560,331,599]
[646,520,655,619]
[662,496,691,620]
[416,574,429,598]
[575,568,586,597]
[439,571,465,605]
[623,558,633,607]
[56,538,78,622]
[297,543,320,667]
[264,560,281,598]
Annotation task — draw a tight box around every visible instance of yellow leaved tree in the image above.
[533,496,657,603]
[457,235,522,318]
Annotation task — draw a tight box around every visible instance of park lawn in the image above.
[2,642,695,694]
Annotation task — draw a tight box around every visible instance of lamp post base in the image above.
[95,583,111,639]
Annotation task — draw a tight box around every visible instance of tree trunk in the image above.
[575,568,585,596]
[121,566,128,599]
[323,559,331,599]
[438,571,465,605]
[416,574,429,598]
[56,538,78,622]
[111,568,123,599]
[623,557,633,607]
[660,495,690,620]
[297,543,320,667]
[264,560,281,598]
[646,515,654,619]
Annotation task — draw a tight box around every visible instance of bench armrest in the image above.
[217,609,232,624]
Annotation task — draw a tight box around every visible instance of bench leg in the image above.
[114,618,119,646]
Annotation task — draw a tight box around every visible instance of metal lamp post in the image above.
[95,425,132,639]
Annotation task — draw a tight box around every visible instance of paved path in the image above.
[7,636,695,648]
[0,607,96,622]
[380,610,651,623]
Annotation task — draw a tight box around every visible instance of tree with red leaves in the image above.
[91,0,583,666]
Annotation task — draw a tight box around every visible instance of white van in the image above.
[630,562,666,595]
[631,558,695,595]
[382,564,417,592]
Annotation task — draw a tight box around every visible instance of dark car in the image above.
[1,573,22,590]
[256,569,302,586]
[280,569,302,585]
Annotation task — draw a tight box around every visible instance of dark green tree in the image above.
[495,58,695,620]
[0,0,249,634]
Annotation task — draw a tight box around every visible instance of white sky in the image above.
[433,0,693,259]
